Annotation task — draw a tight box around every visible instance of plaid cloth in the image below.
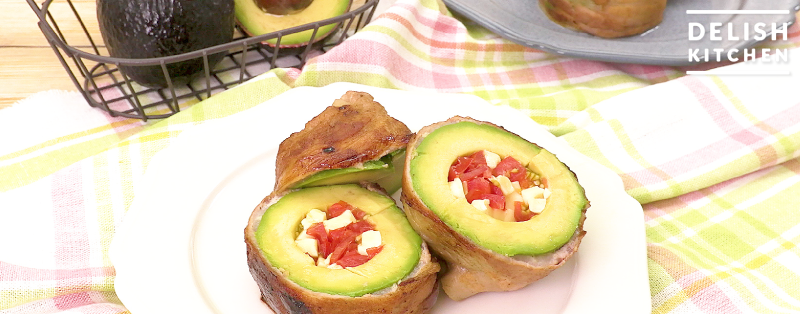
[2,0,800,312]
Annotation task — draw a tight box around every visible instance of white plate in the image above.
[110,82,650,314]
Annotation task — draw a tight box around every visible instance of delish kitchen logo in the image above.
[686,9,792,76]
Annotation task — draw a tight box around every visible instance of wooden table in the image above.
[0,0,92,108]
[0,0,378,110]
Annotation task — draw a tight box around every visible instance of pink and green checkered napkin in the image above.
[2,0,800,312]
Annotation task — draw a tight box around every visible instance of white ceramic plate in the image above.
[443,0,799,66]
[110,82,650,314]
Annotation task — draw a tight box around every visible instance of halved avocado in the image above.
[255,184,422,296]
[234,0,351,46]
[408,121,587,256]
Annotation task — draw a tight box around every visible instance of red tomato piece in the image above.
[468,151,488,167]
[490,184,503,196]
[328,231,358,265]
[351,208,368,220]
[347,220,375,234]
[449,156,473,181]
[336,253,371,268]
[306,223,329,257]
[465,177,491,203]
[327,201,355,219]
[483,194,505,210]
[460,164,490,181]
[366,245,383,258]
[513,201,534,222]
[492,156,525,177]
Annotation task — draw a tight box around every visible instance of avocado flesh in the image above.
[235,0,351,47]
[292,149,405,194]
[256,184,422,297]
[97,0,234,88]
[409,122,587,256]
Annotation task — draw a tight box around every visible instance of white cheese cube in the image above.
[543,188,551,199]
[493,175,515,195]
[295,238,319,258]
[521,186,545,203]
[511,181,521,192]
[296,231,313,241]
[357,230,382,255]
[483,150,502,168]
[449,178,466,199]
[317,255,330,267]
[328,263,344,270]
[323,210,356,231]
[471,199,490,212]
[301,208,326,230]
[528,199,547,214]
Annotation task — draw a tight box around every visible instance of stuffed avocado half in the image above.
[409,121,586,256]
[401,116,588,300]
[254,184,422,297]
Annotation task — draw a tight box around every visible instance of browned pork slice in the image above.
[274,91,413,193]
[542,0,668,38]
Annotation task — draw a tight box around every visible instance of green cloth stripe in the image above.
[92,155,115,267]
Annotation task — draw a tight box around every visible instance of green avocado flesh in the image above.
[409,122,587,256]
[292,149,406,194]
[256,184,422,296]
[234,0,350,46]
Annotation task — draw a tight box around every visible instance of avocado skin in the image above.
[97,0,234,88]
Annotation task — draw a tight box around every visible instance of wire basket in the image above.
[27,0,379,121]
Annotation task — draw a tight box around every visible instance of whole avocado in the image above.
[97,0,234,88]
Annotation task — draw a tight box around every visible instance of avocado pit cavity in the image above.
[295,201,384,269]
[448,150,550,222]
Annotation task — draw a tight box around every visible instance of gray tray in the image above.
[442,0,800,66]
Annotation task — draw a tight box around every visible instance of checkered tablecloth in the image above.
[2,0,800,313]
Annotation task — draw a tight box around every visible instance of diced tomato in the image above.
[351,208,368,220]
[493,156,533,187]
[366,245,383,258]
[329,231,358,265]
[449,156,473,181]
[490,184,503,196]
[483,194,505,210]
[513,201,534,222]
[493,156,524,177]
[468,151,487,167]
[449,151,493,182]
[517,176,532,189]
[306,223,329,257]
[347,220,375,233]
[465,178,491,203]
[460,164,490,181]
[336,253,371,268]
[327,201,355,219]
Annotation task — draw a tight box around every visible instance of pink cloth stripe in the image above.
[51,164,92,311]
[52,164,89,269]
[0,261,113,281]
[625,91,800,186]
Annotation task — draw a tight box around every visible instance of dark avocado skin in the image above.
[97,0,234,88]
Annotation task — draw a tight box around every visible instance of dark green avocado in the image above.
[97,0,235,88]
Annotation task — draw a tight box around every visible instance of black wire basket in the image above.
[27,0,379,121]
